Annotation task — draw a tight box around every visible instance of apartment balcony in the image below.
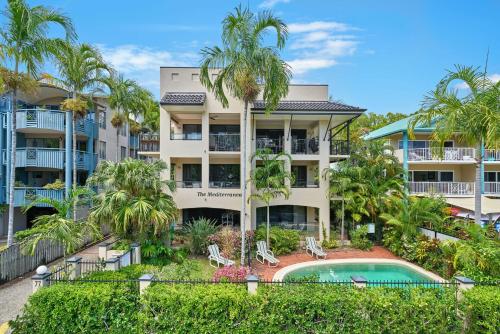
[10,109,96,137]
[175,180,202,188]
[256,136,283,154]
[291,137,319,155]
[2,148,96,170]
[409,182,474,196]
[330,140,349,156]
[484,149,500,163]
[13,187,64,207]
[292,180,319,188]
[484,182,500,195]
[170,133,201,140]
[209,133,240,152]
[75,151,97,170]
[407,147,476,162]
[209,181,240,189]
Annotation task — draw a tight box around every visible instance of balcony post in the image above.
[402,131,409,184]
[87,113,94,174]
[0,110,4,193]
[480,142,484,194]
[65,111,72,199]
[346,120,351,154]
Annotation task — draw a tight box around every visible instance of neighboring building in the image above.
[364,117,500,221]
[156,67,365,240]
[0,83,132,237]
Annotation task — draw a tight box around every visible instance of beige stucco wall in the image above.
[95,97,130,162]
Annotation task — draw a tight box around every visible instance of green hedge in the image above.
[10,283,138,334]
[255,226,300,255]
[461,286,500,334]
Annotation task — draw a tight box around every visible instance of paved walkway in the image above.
[254,246,398,281]
[0,243,100,325]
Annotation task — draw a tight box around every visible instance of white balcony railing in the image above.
[409,182,474,196]
[484,182,500,194]
[408,148,475,162]
[484,149,500,162]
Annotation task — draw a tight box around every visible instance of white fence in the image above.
[484,182,500,195]
[407,147,475,162]
[419,227,460,242]
[409,182,474,196]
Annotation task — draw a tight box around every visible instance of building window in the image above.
[398,140,453,149]
[182,164,202,187]
[191,73,199,81]
[171,73,179,81]
[485,171,499,182]
[119,124,127,136]
[98,111,106,129]
[409,170,454,182]
[120,146,126,160]
[99,141,106,159]
[256,205,308,231]
[291,166,307,187]
[209,164,240,188]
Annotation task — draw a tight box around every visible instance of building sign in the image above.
[197,191,242,198]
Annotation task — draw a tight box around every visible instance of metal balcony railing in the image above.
[13,187,64,207]
[140,133,160,141]
[170,133,201,140]
[408,147,475,162]
[484,149,500,162]
[291,137,319,155]
[256,136,283,154]
[7,148,65,169]
[409,182,474,196]
[484,182,500,194]
[209,181,240,188]
[139,142,160,152]
[176,181,202,188]
[330,140,349,155]
[291,180,319,188]
[209,133,240,152]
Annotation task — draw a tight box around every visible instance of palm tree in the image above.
[200,6,292,264]
[409,65,500,224]
[52,42,110,221]
[16,187,101,260]
[250,148,294,246]
[87,158,178,241]
[1,0,76,247]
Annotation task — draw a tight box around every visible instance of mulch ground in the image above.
[254,246,399,281]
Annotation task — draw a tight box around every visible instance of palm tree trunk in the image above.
[116,127,120,161]
[474,145,482,224]
[72,92,77,223]
[240,100,248,266]
[266,205,270,247]
[6,60,19,247]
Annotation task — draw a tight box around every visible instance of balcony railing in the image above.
[484,149,500,162]
[407,147,475,162]
[76,151,97,170]
[484,182,500,194]
[170,133,201,140]
[292,180,319,188]
[6,148,65,169]
[209,181,240,188]
[256,136,283,154]
[409,182,474,196]
[330,140,349,155]
[139,142,160,152]
[141,133,160,141]
[209,133,240,152]
[13,187,64,207]
[176,181,202,188]
[291,137,319,155]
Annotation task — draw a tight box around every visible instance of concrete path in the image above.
[0,243,101,325]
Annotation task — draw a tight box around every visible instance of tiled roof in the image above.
[252,100,365,112]
[160,92,206,105]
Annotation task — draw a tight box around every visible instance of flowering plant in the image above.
[212,266,251,282]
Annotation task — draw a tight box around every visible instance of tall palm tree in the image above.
[52,42,110,221]
[200,6,292,264]
[1,0,76,246]
[409,65,500,224]
[250,148,294,247]
[87,159,178,241]
[16,187,101,260]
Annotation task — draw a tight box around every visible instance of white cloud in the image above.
[286,20,360,76]
[98,44,198,96]
[454,73,500,90]
[259,0,290,9]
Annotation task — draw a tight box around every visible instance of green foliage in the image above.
[111,240,131,251]
[183,218,218,255]
[10,283,138,334]
[42,179,65,190]
[140,284,461,333]
[348,112,409,143]
[350,225,373,250]
[255,226,299,255]
[460,286,500,334]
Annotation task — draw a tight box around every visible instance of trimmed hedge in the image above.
[461,286,500,334]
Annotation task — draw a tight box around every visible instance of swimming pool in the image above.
[274,259,443,282]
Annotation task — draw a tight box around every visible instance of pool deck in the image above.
[254,246,399,281]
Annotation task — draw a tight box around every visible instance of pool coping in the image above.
[272,258,445,282]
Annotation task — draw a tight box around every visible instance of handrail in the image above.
[484,149,500,161]
[484,182,500,194]
[407,147,475,161]
[409,182,474,195]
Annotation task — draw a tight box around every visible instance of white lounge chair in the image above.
[208,244,235,268]
[255,241,279,267]
[305,237,327,259]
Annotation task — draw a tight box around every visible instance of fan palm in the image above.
[16,187,101,260]
[250,148,294,246]
[1,0,76,247]
[409,65,500,224]
[87,159,178,241]
[52,42,110,220]
[200,6,291,264]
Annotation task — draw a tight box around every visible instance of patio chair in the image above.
[305,237,327,259]
[208,244,235,268]
[255,241,279,267]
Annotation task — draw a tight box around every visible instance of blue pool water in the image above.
[284,263,434,282]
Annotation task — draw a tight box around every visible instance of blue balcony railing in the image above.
[76,151,97,170]
[13,187,64,207]
[2,148,96,171]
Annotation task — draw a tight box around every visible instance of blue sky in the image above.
[10,0,500,114]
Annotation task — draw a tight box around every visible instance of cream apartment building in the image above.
[154,67,365,240]
[365,117,500,221]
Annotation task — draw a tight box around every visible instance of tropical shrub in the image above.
[460,286,500,334]
[255,226,300,255]
[140,240,188,266]
[212,266,251,282]
[208,226,240,258]
[350,225,373,250]
[183,218,218,255]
